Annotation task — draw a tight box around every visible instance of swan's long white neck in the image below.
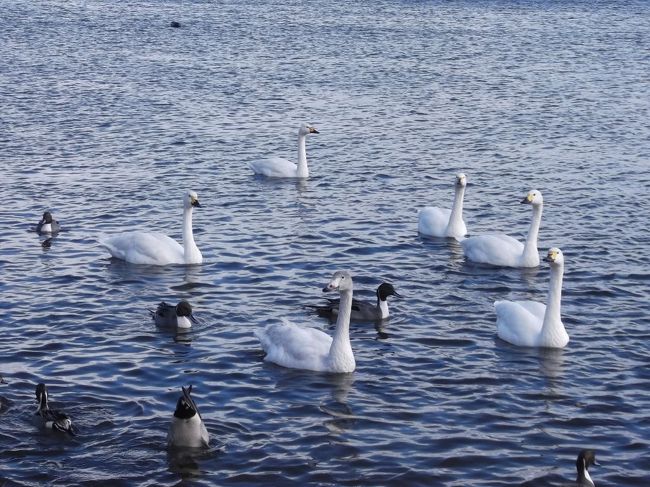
[540,261,567,346]
[329,287,354,370]
[446,184,466,235]
[522,203,542,262]
[296,133,309,178]
[378,297,389,319]
[182,206,200,263]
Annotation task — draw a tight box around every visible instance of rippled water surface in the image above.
[1,0,649,485]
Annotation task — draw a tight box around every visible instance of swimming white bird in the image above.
[310,282,400,321]
[460,189,543,267]
[35,383,75,435]
[36,211,61,234]
[418,173,468,238]
[494,247,569,348]
[101,191,203,265]
[255,271,356,373]
[575,450,598,486]
[151,301,196,329]
[248,124,319,178]
[167,385,209,448]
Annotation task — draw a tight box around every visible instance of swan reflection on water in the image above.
[536,347,565,380]
[320,373,356,435]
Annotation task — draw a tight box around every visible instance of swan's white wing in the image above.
[255,320,332,371]
[461,234,524,267]
[102,231,184,265]
[418,207,451,237]
[495,299,544,347]
[249,157,298,178]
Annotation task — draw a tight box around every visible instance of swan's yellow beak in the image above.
[309,126,319,134]
[543,248,559,263]
[521,193,533,204]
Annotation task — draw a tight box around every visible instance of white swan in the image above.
[495,248,569,348]
[101,191,203,265]
[248,124,319,178]
[418,173,468,238]
[255,271,356,373]
[461,189,543,267]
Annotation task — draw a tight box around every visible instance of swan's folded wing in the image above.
[418,206,451,237]
[255,320,332,370]
[249,157,297,178]
[461,234,524,266]
[101,231,184,265]
[494,300,545,347]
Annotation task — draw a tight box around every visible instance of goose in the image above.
[418,173,468,238]
[36,211,61,234]
[495,248,569,348]
[576,450,598,486]
[310,282,399,321]
[101,190,202,265]
[255,271,356,373]
[35,383,75,435]
[151,301,196,329]
[460,189,543,267]
[249,124,319,178]
[167,385,209,448]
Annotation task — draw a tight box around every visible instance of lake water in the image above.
[1,0,649,485]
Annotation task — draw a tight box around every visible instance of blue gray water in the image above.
[1,0,649,485]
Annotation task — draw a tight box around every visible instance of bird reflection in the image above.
[167,445,216,476]
[536,347,565,380]
[320,373,356,435]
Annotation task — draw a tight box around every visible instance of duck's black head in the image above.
[377,283,399,301]
[577,449,597,471]
[41,212,53,224]
[175,301,193,318]
[36,382,47,409]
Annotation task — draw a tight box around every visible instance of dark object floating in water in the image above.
[36,211,61,234]
[42,238,53,248]
[170,21,181,28]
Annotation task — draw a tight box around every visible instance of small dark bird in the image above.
[310,282,400,321]
[167,385,209,448]
[170,21,181,28]
[35,383,75,435]
[151,301,196,329]
[36,211,61,234]
[576,450,598,486]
